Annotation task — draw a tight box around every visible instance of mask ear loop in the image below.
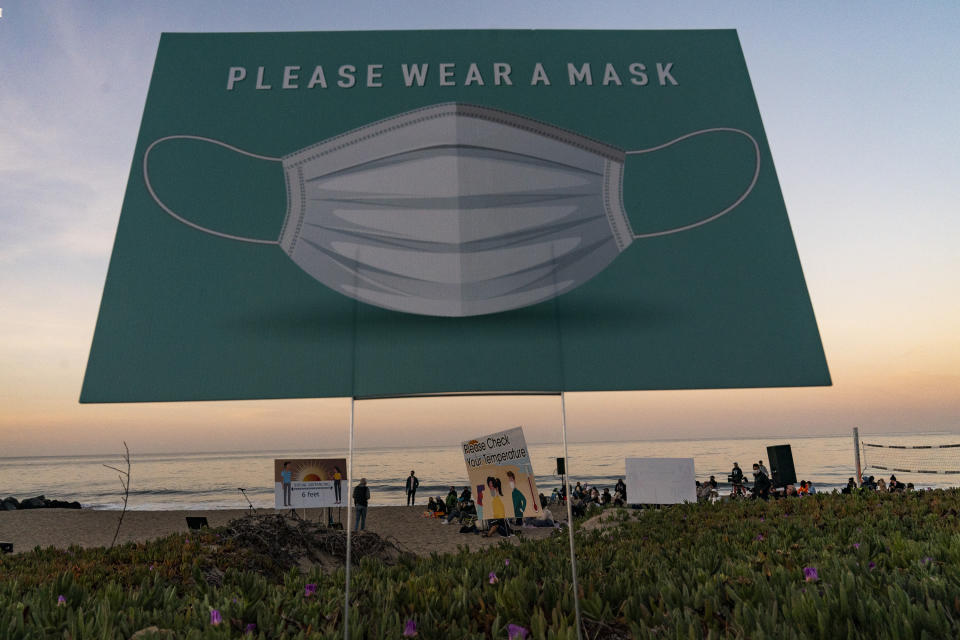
[625,128,761,239]
[143,135,282,245]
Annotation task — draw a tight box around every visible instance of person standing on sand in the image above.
[506,471,526,525]
[615,478,627,501]
[405,470,420,506]
[730,463,745,497]
[752,463,771,500]
[353,478,370,531]
[281,461,293,507]
[758,460,769,478]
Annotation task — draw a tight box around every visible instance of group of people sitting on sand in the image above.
[725,460,822,501]
[842,474,913,494]
[424,485,559,537]
[425,486,476,522]
[570,479,626,505]
[555,479,626,517]
[727,459,917,500]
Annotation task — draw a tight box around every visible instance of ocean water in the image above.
[1,433,957,510]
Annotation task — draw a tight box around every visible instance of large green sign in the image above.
[81,30,830,402]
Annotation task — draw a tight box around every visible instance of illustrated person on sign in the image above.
[475,484,485,523]
[405,470,420,506]
[333,466,342,505]
[281,461,292,507]
[353,478,370,531]
[487,476,505,520]
[506,470,526,525]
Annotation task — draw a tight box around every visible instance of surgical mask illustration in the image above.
[143,103,760,317]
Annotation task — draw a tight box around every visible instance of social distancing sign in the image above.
[274,458,346,509]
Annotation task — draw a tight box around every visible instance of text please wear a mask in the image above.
[144,102,760,317]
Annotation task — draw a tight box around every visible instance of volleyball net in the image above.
[860,441,960,475]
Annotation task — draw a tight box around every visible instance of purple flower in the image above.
[756,534,764,541]
[245,623,257,634]
[489,571,498,584]
[759,517,765,522]
[508,624,529,639]
[210,609,222,626]
[304,583,317,597]
[403,619,418,637]
[149,564,155,571]
[57,595,66,607]
[852,543,860,550]
[504,558,510,566]
[868,561,876,570]
[803,567,819,582]
[923,557,933,564]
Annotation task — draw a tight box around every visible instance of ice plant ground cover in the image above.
[2,490,960,638]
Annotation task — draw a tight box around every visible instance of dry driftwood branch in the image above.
[218,513,404,574]
[103,441,130,549]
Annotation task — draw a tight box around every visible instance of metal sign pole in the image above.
[344,398,355,640]
[560,392,583,640]
[853,427,862,484]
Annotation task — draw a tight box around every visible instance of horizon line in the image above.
[3,430,958,461]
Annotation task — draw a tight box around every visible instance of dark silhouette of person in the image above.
[353,478,370,531]
[405,470,420,506]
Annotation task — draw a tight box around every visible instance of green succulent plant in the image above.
[2,490,959,638]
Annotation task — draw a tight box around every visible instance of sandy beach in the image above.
[0,505,565,557]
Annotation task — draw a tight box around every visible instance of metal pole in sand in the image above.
[560,391,583,640]
[853,427,862,484]
[344,398,355,640]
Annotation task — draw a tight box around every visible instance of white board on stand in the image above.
[625,458,696,505]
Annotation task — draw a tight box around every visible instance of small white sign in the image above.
[625,457,696,505]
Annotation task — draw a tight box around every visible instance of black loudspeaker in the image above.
[557,458,566,475]
[766,445,797,488]
[0,542,12,554]
[185,516,209,530]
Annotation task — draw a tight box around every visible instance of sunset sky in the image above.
[1,1,957,456]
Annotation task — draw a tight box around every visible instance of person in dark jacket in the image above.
[405,470,420,506]
[353,478,370,531]
[751,463,771,500]
[842,477,857,494]
[614,478,627,501]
